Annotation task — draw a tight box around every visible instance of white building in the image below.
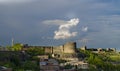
[60,60,89,69]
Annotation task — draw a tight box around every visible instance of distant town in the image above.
[0,41,120,71]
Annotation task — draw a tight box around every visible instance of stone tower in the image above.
[63,42,76,53]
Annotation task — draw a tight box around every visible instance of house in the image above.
[40,59,60,71]
[60,60,89,70]
[37,55,49,61]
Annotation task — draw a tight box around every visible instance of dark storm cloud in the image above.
[0,0,120,49]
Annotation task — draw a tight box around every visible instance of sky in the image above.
[0,0,120,49]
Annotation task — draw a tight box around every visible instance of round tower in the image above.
[63,42,76,53]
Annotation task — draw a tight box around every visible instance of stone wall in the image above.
[23,42,78,61]
[63,42,76,54]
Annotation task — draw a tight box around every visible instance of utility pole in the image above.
[11,38,14,46]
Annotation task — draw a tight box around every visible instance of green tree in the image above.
[26,47,45,56]
[10,54,21,66]
[64,64,73,69]
[12,43,23,51]
[23,61,39,71]
[6,46,12,51]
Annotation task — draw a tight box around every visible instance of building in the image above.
[40,59,59,71]
[80,46,87,51]
[23,42,78,61]
[60,60,89,70]
[0,46,8,51]
[80,46,116,53]
[37,55,49,61]
[106,48,116,52]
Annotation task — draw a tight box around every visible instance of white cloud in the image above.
[82,26,88,32]
[54,18,79,39]
[43,18,79,39]
[42,18,79,39]
[42,20,68,25]
[54,30,78,40]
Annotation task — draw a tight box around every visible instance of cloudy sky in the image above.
[0,0,120,49]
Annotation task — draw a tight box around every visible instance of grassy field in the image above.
[109,53,120,61]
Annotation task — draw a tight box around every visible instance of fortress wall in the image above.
[53,45,64,54]
[63,42,76,53]
[24,42,77,55]
[44,47,53,54]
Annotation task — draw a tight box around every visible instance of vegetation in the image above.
[7,43,23,51]
[0,51,40,71]
[64,64,74,69]
[1,44,120,71]
[0,44,45,71]
[26,47,45,56]
[57,59,67,63]
[109,53,120,61]
[79,49,120,71]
